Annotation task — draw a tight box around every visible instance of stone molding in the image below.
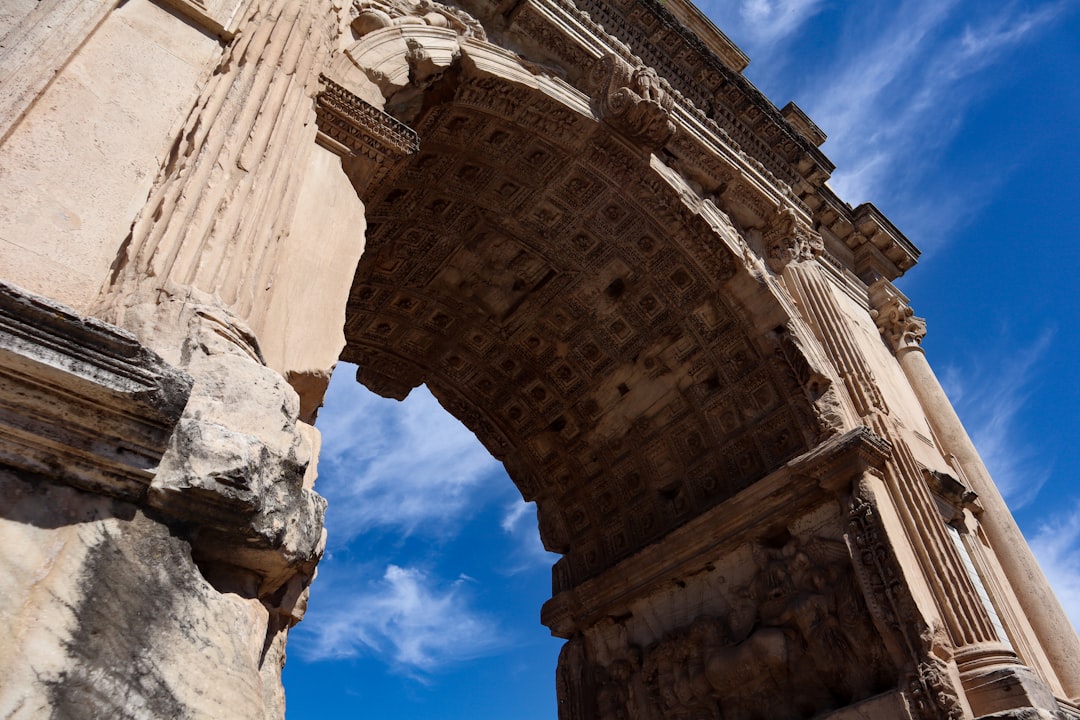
[541,427,891,637]
[152,0,245,38]
[485,0,918,279]
[315,74,421,159]
[0,281,192,499]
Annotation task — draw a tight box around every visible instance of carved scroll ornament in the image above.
[870,289,927,353]
[589,54,677,150]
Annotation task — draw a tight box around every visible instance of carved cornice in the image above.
[868,279,926,353]
[812,191,920,281]
[0,281,192,499]
[153,0,241,38]
[567,0,830,186]
[314,75,420,160]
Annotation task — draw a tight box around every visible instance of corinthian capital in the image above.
[869,279,926,353]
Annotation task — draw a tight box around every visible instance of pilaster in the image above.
[762,213,1061,717]
[871,279,1080,706]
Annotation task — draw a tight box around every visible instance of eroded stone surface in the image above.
[0,471,279,720]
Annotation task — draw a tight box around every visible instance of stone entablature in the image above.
[0,281,191,500]
[453,0,918,281]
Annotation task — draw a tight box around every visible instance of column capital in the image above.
[869,279,926,353]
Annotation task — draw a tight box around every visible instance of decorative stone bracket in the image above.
[588,53,677,151]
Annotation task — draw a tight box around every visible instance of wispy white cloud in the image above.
[939,326,1055,509]
[499,501,558,574]
[737,0,825,46]
[297,564,505,672]
[806,0,1066,243]
[315,366,506,542]
[1026,506,1080,633]
[692,0,1067,249]
[295,365,555,676]
[696,0,825,90]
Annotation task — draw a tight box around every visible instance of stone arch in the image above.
[326,18,839,597]
[6,0,1078,716]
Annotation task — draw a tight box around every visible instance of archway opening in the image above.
[282,365,562,718]
[291,24,878,718]
[338,59,823,596]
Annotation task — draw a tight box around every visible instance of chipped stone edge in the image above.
[0,280,193,500]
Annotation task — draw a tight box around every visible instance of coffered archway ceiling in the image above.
[341,64,828,591]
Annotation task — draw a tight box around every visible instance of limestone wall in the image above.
[0,1,223,312]
[0,472,282,720]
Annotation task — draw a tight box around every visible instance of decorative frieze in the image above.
[315,74,420,160]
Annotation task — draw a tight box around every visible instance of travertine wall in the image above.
[0,1,221,312]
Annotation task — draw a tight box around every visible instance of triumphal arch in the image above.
[0,0,1077,717]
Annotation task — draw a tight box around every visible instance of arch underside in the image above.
[340,62,830,590]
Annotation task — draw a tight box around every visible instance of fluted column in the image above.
[783,260,1001,645]
[97,0,336,333]
[872,280,1080,700]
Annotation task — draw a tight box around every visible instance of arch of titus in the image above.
[0,0,1077,718]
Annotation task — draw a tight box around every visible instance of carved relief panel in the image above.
[564,505,899,720]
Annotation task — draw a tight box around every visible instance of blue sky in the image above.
[283,1,1080,716]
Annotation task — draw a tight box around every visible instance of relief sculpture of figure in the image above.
[633,533,895,720]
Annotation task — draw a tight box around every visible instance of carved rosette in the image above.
[764,206,824,272]
[589,54,677,151]
[869,281,927,353]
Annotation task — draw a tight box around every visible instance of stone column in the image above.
[772,216,997,642]
[79,2,351,713]
[871,280,1080,702]
[765,210,1067,715]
